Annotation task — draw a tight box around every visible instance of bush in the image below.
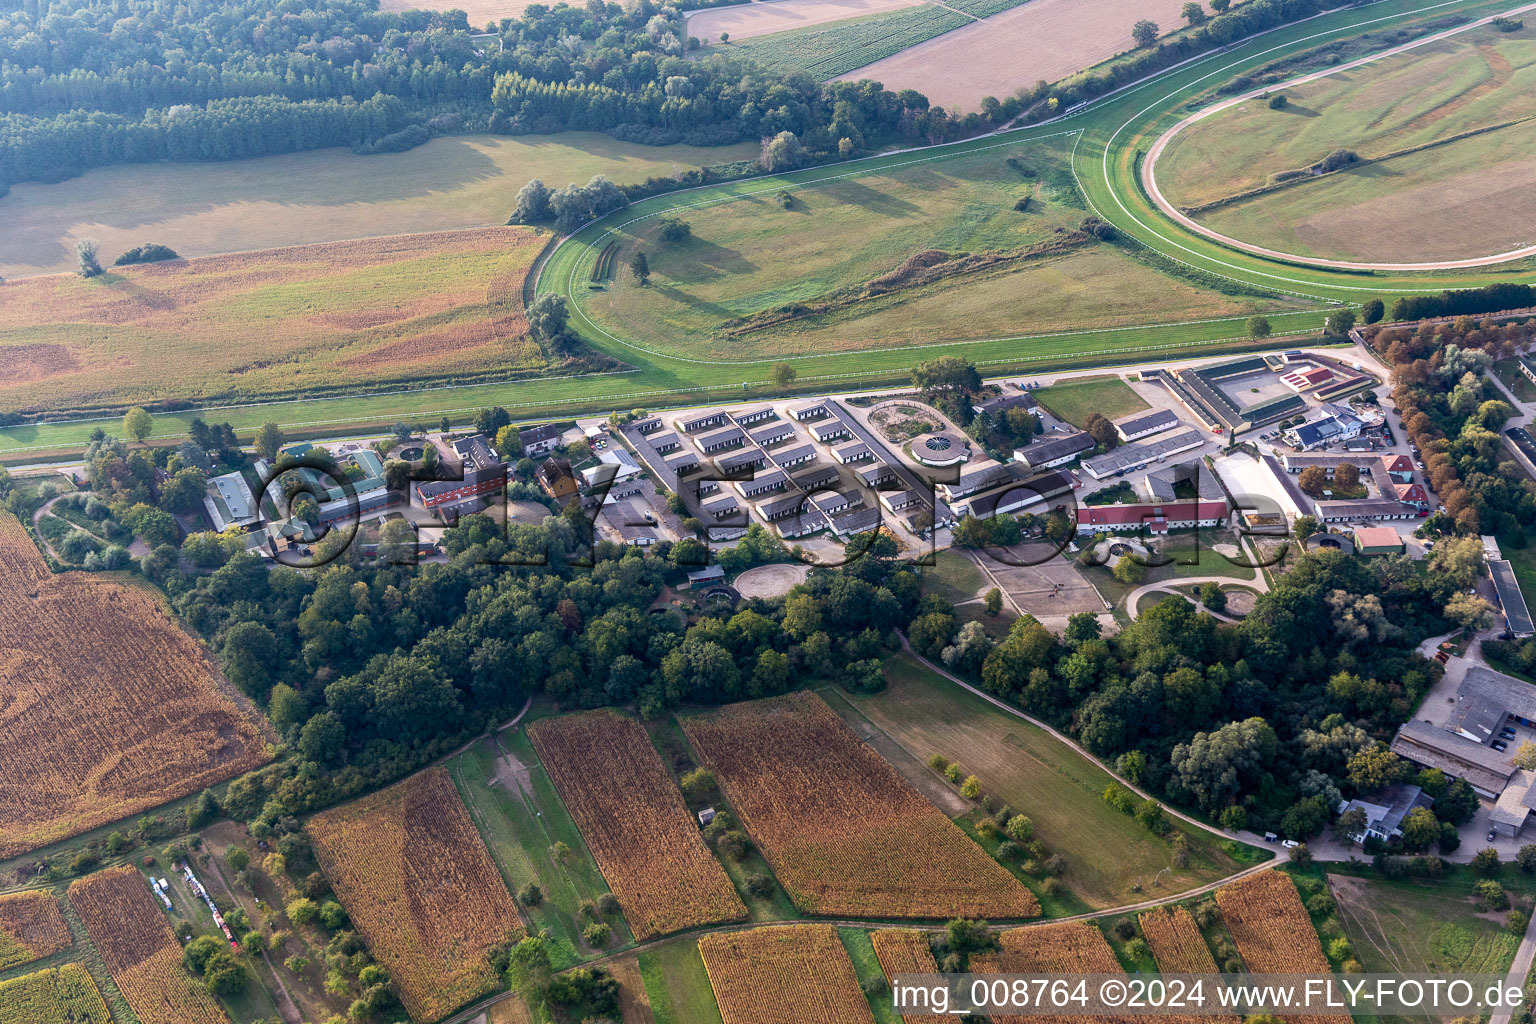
[1472,848,1502,875]
[518,882,544,906]
[1509,909,1530,935]
[745,874,776,899]
[657,217,692,243]
[285,897,318,926]
[114,243,179,266]
[582,922,612,947]
[1475,879,1508,911]
[1267,92,1288,109]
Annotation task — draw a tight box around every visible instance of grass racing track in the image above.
[4,0,1532,459]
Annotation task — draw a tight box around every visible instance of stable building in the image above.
[734,405,776,427]
[674,409,729,434]
[648,431,683,455]
[758,489,809,522]
[701,493,741,520]
[789,401,828,421]
[750,422,797,448]
[1077,499,1228,535]
[696,425,747,453]
[204,470,259,533]
[1353,526,1405,556]
[736,470,789,499]
[792,465,841,493]
[1014,429,1093,470]
[664,450,700,477]
[834,441,874,465]
[809,419,853,445]
[1114,408,1181,443]
[770,444,817,470]
[717,448,768,476]
[1484,536,1536,638]
[1313,497,1420,523]
[857,461,896,488]
[1080,428,1206,480]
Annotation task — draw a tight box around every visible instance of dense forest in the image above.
[1,0,1383,196]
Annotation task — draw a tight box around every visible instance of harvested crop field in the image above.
[699,925,874,1024]
[871,930,946,1024]
[970,921,1128,1024]
[1139,905,1222,974]
[688,0,924,44]
[680,691,1038,919]
[1215,870,1332,973]
[0,892,71,970]
[836,0,1197,110]
[378,0,540,28]
[0,964,112,1024]
[308,766,524,1022]
[0,133,757,279]
[0,513,269,860]
[1217,869,1346,1023]
[68,866,230,1024]
[527,710,746,940]
[0,227,548,414]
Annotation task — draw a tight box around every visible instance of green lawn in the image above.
[448,732,631,968]
[1034,375,1148,427]
[838,928,898,1024]
[1495,358,1536,402]
[920,548,987,605]
[637,938,723,1024]
[842,654,1259,909]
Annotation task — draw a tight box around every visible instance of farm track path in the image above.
[1141,0,1536,271]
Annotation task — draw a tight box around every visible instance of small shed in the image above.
[698,807,717,826]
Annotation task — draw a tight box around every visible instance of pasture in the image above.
[679,691,1039,919]
[0,133,757,279]
[527,710,746,939]
[638,938,725,1024]
[306,767,524,1022]
[68,866,230,1024]
[0,965,111,1024]
[0,513,269,859]
[837,0,1198,110]
[1329,873,1522,976]
[1033,374,1148,426]
[0,227,548,415]
[449,731,631,968]
[723,4,972,78]
[0,893,70,971]
[698,925,874,1024]
[580,138,1288,362]
[842,655,1248,908]
[1157,29,1536,262]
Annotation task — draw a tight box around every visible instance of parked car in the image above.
[1500,727,1517,739]
[1281,839,1300,849]
[1490,830,1499,843]
[1493,740,1509,752]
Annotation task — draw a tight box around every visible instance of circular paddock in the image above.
[733,562,811,599]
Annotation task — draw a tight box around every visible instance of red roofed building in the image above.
[1281,366,1334,393]
[1379,454,1415,482]
[1393,482,1429,509]
[1078,500,1228,535]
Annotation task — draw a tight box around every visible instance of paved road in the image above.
[1491,908,1536,1024]
[1141,1,1536,272]
[1125,576,1248,622]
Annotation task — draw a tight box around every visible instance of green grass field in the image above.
[0,133,757,279]
[1158,26,1536,262]
[1331,872,1522,977]
[449,732,631,969]
[838,928,899,1024]
[842,654,1254,909]
[1033,374,1148,426]
[578,137,1297,362]
[637,938,724,1024]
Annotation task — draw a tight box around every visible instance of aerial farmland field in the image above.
[0,513,269,860]
[0,133,757,279]
[577,138,1294,363]
[835,0,1198,110]
[687,0,925,44]
[1215,870,1337,975]
[699,925,875,1024]
[527,710,747,939]
[0,964,112,1024]
[1156,27,1536,262]
[68,866,231,1024]
[680,691,1039,919]
[0,227,549,415]
[306,766,524,1022]
[0,892,71,971]
[841,656,1248,908]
